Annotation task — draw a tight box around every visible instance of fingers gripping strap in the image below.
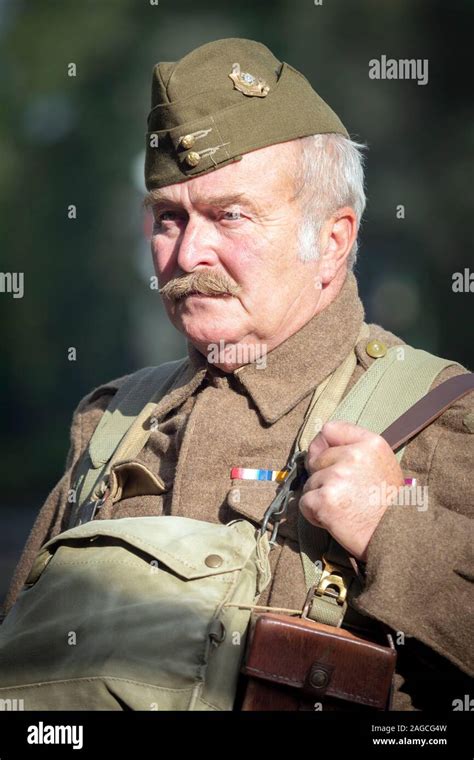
[297,344,458,626]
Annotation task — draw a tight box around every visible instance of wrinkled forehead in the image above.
[145,140,300,208]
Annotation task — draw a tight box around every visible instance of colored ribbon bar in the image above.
[230,467,289,482]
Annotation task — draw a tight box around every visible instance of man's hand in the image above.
[299,420,405,561]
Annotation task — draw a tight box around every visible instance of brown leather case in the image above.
[240,613,396,711]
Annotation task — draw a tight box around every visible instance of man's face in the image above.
[148,141,323,359]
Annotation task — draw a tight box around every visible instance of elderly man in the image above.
[2,38,473,711]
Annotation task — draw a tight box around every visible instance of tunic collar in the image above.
[181,271,365,424]
[232,271,364,423]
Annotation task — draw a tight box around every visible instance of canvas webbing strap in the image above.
[69,359,187,527]
[296,323,370,453]
[380,371,474,450]
[295,322,371,626]
[297,344,461,626]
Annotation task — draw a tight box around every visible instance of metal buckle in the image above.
[260,450,306,546]
[301,556,349,620]
[75,486,109,526]
[316,556,348,604]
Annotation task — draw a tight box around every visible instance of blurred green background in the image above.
[1,0,473,601]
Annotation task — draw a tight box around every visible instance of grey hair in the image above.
[292,134,367,270]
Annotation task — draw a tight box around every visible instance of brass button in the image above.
[185,151,201,167]
[205,554,223,568]
[180,134,195,149]
[227,487,241,507]
[365,339,387,358]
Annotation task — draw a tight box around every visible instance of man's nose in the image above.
[176,215,220,271]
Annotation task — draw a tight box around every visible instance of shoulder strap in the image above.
[381,371,474,450]
[296,322,370,452]
[328,346,460,461]
[297,341,464,626]
[69,359,187,527]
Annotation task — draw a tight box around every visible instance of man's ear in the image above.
[318,207,358,284]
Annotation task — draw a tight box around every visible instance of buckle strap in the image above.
[301,553,361,627]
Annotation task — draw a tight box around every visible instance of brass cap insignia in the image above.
[228,62,270,97]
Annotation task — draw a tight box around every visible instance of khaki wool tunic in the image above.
[3,271,474,710]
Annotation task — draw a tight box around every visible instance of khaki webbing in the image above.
[296,323,369,626]
[296,322,370,452]
[297,341,458,626]
[70,359,187,526]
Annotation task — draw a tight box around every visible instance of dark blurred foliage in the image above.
[0,0,472,594]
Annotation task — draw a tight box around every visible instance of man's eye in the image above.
[155,210,177,223]
[222,209,242,221]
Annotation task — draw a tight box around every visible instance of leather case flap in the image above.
[242,613,396,710]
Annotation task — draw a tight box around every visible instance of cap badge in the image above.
[228,63,270,97]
